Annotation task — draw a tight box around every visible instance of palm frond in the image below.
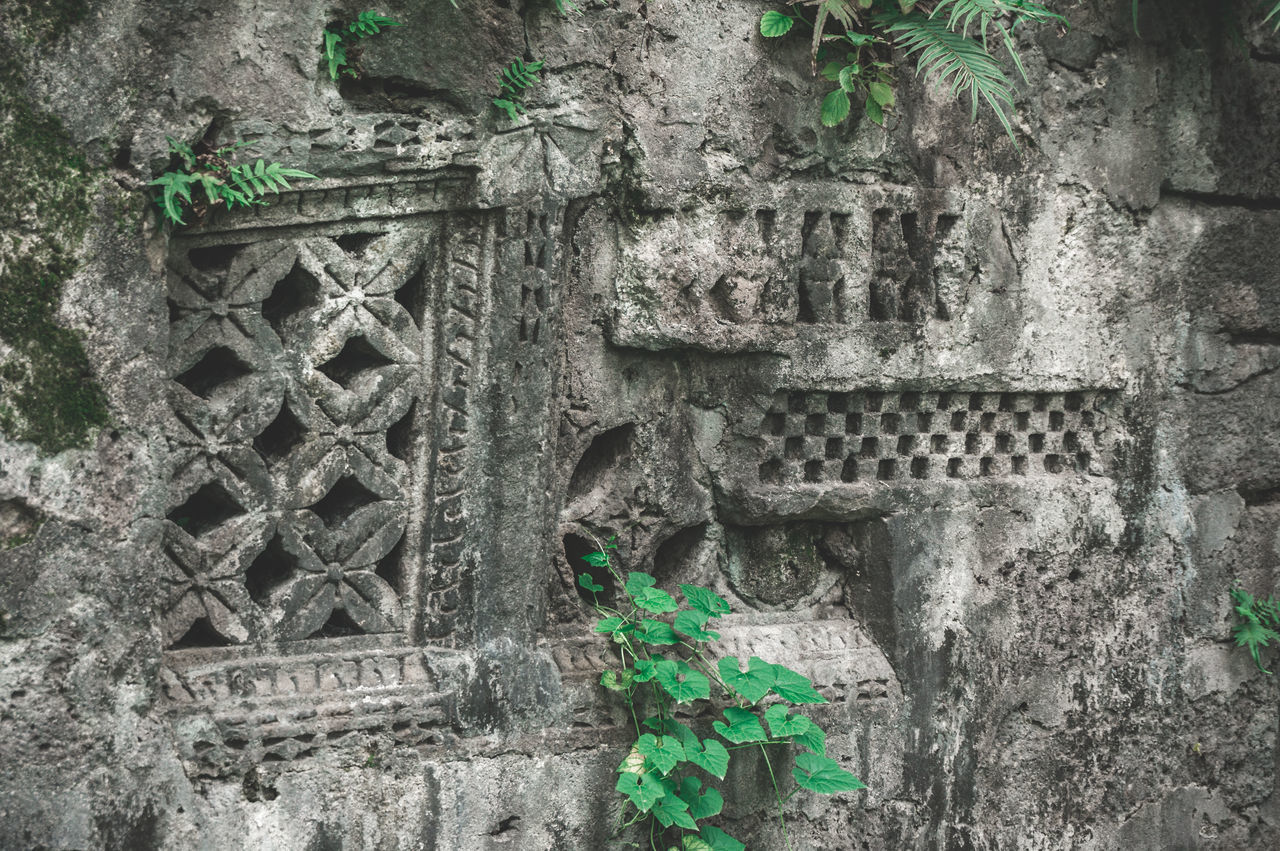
[879,11,1018,142]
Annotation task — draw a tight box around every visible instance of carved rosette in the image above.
[161,231,428,647]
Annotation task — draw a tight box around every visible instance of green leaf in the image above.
[579,573,604,594]
[820,60,844,81]
[679,585,730,618]
[792,752,866,794]
[793,721,827,755]
[581,550,610,568]
[684,737,730,779]
[645,717,697,745]
[838,65,857,93]
[676,776,724,820]
[683,837,715,851]
[593,616,623,633]
[869,81,895,108]
[759,10,795,37]
[712,707,767,744]
[601,669,634,691]
[764,703,814,738]
[637,619,680,646]
[1235,618,1280,673]
[865,97,885,126]
[674,609,720,642]
[493,98,522,121]
[651,793,696,829]
[634,586,679,614]
[633,658,658,682]
[655,659,711,703]
[625,571,657,595]
[770,664,827,704]
[276,167,317,180]
[636,733,686,774]
[878,11,1018,143]
[616,770,666,812]
[717,656,775,704]
[821,88,851,126]
[700,826,746,851]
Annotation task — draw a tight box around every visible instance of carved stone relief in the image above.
[153,177,558,775]
[609,185,967,353]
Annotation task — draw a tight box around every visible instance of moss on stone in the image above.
[2,0,94,45]
[0,37,109,453]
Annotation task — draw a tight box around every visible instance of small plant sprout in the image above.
[322,11,402,82]
[148,136,316,226]
[493,57,545,121]
[578,534,865,850]
[1231,586,1280,673]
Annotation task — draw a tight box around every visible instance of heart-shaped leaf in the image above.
[679,584,731,617]
[712,707,766,744]
[675,609,720,642]
[718,656,775,704]
[771,664,827,704]
[684,737,730,779]
[792,752,866,794]
[656,659,711,703]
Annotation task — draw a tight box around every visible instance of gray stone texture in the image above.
[1,0,1279,848]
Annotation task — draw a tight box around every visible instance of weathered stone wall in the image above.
[1,0,1279,848]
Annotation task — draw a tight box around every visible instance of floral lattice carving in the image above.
[162,231,429,647]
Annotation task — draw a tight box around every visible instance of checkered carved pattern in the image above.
[757,390,1116,484]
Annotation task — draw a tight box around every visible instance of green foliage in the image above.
[148,137,317,226]
[493,58,546,121]
[322,10,402,81]
[760,0,1064,142]
[579,536,864,849]
[1231,587,1280,673]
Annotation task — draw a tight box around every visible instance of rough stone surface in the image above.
[1,0,1280,848]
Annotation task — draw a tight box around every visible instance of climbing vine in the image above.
[578,537,865,850]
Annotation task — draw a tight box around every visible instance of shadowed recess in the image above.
[307,474,379,528]
[169,616,235,649]
[376,531,406,595]
[564,532,614,607]
[173,346,253,399]
[187,243,247,273]
[245,532,299,604]
[253,400,306,463]
[386,400,417,462]
[568,423,635,499]
[310,606,364,639]
[317,335,393,389]
[261,260,321,335]
[167,481,246,538]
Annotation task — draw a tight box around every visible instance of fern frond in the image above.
[350,11,402,37]
[148,172,195,225]
[879,11,1017,141]
[497,59,545,96]
[324,31,346,81]
[493,98,526,121]
[166,136,196,171]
